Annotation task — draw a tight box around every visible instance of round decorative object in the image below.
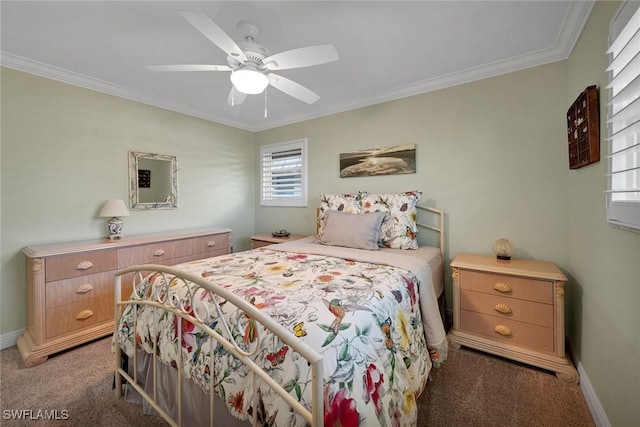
[272,229,290,238]
[492,238,514,260]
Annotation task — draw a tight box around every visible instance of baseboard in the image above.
[1,329,23,350]
[567,344,611,427]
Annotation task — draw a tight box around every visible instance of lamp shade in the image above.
[230,69,269,94]
[99,199,130,218]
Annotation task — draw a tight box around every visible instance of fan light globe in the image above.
[230,69,269,94]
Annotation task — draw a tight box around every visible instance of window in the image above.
[260,138,308,207]
[606,1,640,231]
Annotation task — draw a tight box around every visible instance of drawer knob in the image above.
[494,303,512,314]
[153,249,166,257]
[76,261,94,271]
[494,282,512,293]
[76,309,94,320]
[207,240,216,248]
[75,283,94,294]
[494,325,513,336]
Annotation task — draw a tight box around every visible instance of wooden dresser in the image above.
[18,228,231,367]
[449,253,579,383]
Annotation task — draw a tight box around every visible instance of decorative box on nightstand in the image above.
[250,234,307,249]
[448,253,579,383]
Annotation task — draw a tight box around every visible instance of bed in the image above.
[113,193,447,427]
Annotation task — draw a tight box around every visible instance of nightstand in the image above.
[449,253,579,383]
[250,234,307,249]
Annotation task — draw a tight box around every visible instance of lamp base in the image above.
[496,255,511,261]
[107,217,124,240]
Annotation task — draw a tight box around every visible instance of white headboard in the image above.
[416,206,445,254]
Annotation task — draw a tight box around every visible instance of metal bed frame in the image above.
[113,206,444,426]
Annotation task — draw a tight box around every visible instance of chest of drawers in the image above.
[449,253,579,383]
[17,228,231,367]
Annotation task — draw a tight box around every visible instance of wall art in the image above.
[339,144,416,178]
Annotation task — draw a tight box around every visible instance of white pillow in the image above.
[320,210,386,250]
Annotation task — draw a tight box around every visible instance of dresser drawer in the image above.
[46,271,113,309]
[460,310,554,352]
[460,289,553,328]
[459,270,553,304]
[46,297,114,339]
[193,234,229,255]
[45,250,117,282]
[117,239,193,267]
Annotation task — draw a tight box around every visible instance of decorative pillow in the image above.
[360,191,422,249]
[320,210,386,250]
[316,192,366,238]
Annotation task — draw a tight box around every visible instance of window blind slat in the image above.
[607,52,640,97]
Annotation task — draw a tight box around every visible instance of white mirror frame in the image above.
[128,150,178,210]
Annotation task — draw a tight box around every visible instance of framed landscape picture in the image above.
[339,144,416,178]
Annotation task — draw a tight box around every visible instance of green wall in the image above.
[0,68,257,334]
[565,2,640,425]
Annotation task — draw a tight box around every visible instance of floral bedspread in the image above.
[114,243,447,427]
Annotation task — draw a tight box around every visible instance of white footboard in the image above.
[113,264,324,427]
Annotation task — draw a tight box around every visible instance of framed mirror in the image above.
[128,150,178,210]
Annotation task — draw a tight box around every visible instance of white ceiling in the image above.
[1,1,594,132]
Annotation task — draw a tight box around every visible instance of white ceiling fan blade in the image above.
[179,10,247,62]
[267,73,320,104]
[263,44,339,70]
[146,64,232,72]
[227,87,248,106]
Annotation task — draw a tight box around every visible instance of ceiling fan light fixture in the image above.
[230,69,269,94]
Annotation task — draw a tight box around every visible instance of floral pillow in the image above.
[360,191,422,249]
[316,192,366,238]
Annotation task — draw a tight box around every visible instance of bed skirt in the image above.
[124,349,251,426]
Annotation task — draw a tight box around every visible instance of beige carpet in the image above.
[1,337,594,426]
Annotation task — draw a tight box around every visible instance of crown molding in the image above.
[0,51,255,131]
[1,1,594,133]
[251,1,596,131]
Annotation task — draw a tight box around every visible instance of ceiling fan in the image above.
[146,10,339,106]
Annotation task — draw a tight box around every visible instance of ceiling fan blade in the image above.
[179,10,247,62]
[263,44,339,70]
[227,87,248,106]
[146,64,232,72]
[267,73,320,104]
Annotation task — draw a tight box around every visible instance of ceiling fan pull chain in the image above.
[264,87,268,118]
[231,87,235,107]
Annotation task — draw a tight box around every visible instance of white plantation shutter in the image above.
[606,1,640,231]
[260,138,308,207]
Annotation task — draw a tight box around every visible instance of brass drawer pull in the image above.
[153,249,166,257]
[76,309,94,320]
[494,303,512,314]
[207,240,216,248]
[75,261,94,271]
[75,284,93,294]
[494,282,512,293]
[494,325,512,336]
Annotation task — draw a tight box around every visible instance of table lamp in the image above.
[99,199,130,240]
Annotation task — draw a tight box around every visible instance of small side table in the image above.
[449,253,579,383]
[250,234,307,249]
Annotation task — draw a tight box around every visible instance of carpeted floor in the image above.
[1,337,594,426]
